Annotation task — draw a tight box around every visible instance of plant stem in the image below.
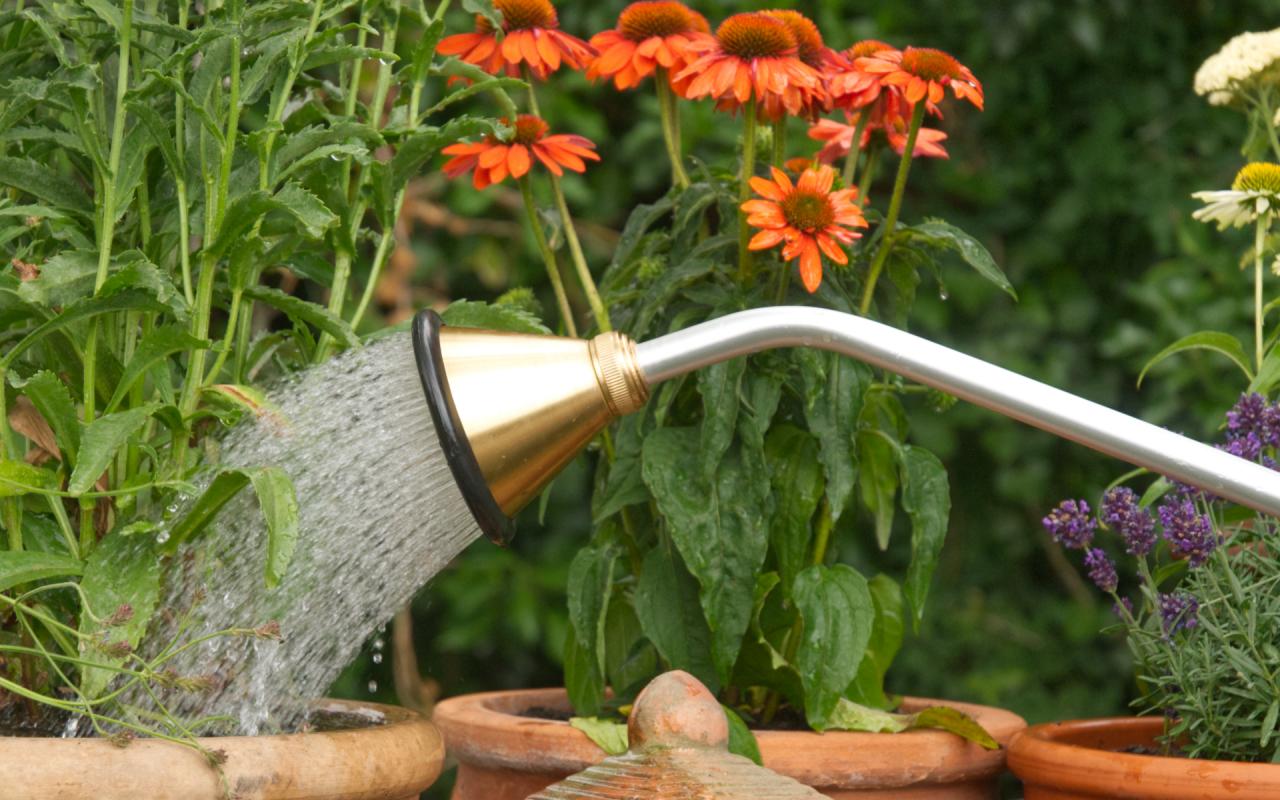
[655,72,690,189]
[738,98,759,286]
[857,143,880,203]
[1257,216,1268,372]
[858,103,924,316]
[771,118,786,169]
[841,112,871,187]
[519,177,577,337]
[549,174,610,332]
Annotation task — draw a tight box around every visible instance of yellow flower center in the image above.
[619,1,700,41]
[1233,162,1280,193]
[511,115,549,145]
[491,0,557,31]
[763,10,824,69]
[899,47,963,82]
[716,13,796,61]
[781,189,834,232]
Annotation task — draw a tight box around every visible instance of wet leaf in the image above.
[634,546,718,692]
[845,574,904,708]
[796,349,869,523]
[570,716,628,756]
[907,219,1016,300]
[764,425,823,591]
[243,285,360,348]
[902,446,950,626]
[793,564,873,730]
[15,370,80,462]
[68,404,161,496]
[0,460,58,497]
[79,532,160,699]
[106,326,209,413]
[0,157,92,218]
[0,551,83,593]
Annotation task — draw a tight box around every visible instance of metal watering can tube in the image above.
[636,306,1280,517]
[411,306,1280,546]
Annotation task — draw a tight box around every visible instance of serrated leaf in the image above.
[78,532,159,699]
[0,157,93,217]
[0,551,83,593]
[389,117,501,189]
[1138,330,1253,386]
[15,250,96,307]
[793,564,874,730]
[570,716,628,756]
[441,298,550,334]
[15,370,80,462]
[273,182,338,238]
[902,447,950,626]
[698,358,744,478]
[243,285,360,348]
[908,219,1016,300]
[565,623,605,717]
[461,0,503,31]
[68,404,160,495]
[99,252,189,322]
[106,326,209,413]
[0,460,58,497]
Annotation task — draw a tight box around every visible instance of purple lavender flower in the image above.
[1043,499,1096,550]
[1101,487,1156,556]
[1083,547,1118,592]
[1156,500,1217,567]
[1159,592,1199,635]
[1220,431,1264,462]
[1113,596,1135,618]
[1226,393,1280,445]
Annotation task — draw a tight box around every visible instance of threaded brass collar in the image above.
[589,332,650,417]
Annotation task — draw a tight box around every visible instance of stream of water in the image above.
[135,332,481,734]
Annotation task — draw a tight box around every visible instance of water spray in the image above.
[413,306,1280,544]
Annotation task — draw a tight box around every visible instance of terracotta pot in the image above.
[433,687,1026,799]
[0,699,443,800]
[1008,717,1280,799]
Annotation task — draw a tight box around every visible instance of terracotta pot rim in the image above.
[0,698,444,800]
[1008,717,1280,799]
[433,686,1026,788]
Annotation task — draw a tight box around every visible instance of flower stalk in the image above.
[841,111,871,187]
[519,176,578,337]
[1256,216,1268,371]
[859,102,925,316]
[738,97,759,285]
[550,174,611,332]
[655,72,690,189]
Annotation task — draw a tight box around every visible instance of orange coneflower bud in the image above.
[437,0,596,80]
[856,46,983,111]
[587,1,708,91]
[441,115,600,189]
[741,164,867,293]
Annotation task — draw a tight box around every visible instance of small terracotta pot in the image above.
[433,687,1026,799]
[1008,717,1280,799]
[0,699,443,800]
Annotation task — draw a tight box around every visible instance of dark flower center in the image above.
[763,10,824,69]
[512,115,549,144]
[899,47,963,82]
[492,0,557,31]
[619,1,699,41]
[846,39,895,60]
[716,13,796,60]
[781,189,834,231]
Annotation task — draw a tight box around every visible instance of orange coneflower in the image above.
[675,12,822,116]
[809,108,949,164]
[855,46,983,110]
[437,0,595,80]
[828,39,899,110]
[742,164,867,293]
[441,115,599,189]
[587,1,709,91]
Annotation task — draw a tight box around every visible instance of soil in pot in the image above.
[1008,717,1280,799]
[433,687,1027,799]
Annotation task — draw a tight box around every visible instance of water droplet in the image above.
[367,680,378,693]
[156,530,171,545]
[377,58,391,66]
[938,289,949,301]
[241,48,250,58]
[372,637,384,651]
[329,153,342,161]
[371,653,383,664]
[222,76,231,89]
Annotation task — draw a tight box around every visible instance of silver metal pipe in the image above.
[635,306,1280,518]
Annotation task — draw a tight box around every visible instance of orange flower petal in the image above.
[798,240,822,292]
[478,145,509,168]
[749,228,787,250]
[508,144,531,178]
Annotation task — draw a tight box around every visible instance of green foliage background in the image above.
[326,0,1278,790]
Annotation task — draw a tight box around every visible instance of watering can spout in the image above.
[413,306,1280,545]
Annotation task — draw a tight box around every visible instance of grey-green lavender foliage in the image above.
[0,0,508,751]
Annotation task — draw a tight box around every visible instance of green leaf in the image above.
[441,299,550,334]
[910,706,1000,749]
[78,532,160,699]
[67,405,159,495]
[825,700,997,749]
[902,447,950,626]
[243,285,360,348]
[424,77,526,118]
[764,425,823,591]
[4,291,169,368]
[634,546,718,692]
[0,460,57,497]
[0,551,83,593]
[389,117,502,191]
[567,544,618,679]
[0,157,93,217]
[846,574,904,708]
[1138,331,1253,386]
[643,428,769,683]
[858,432,900,550]
[793,564,874,730]
[697,358,745,478]
[247,467,299,588]
[569,716,629,756]
[827,697,909,733]
[273,183,338,239]
[16,370,80,462]
[1249,345,1280,395]
[461,0,503,33]
[565,624,605,717]
[907,219,1017,300]
[797,349,869,523]
[99,252,189,322]
[16,250,96,307]
[164,469,250,552]
[723,705,763,765]
[106,326,209,413]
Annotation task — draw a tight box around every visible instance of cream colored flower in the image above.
[1194,28,1280,106]
[1193,162,1280,229]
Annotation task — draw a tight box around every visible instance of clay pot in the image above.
[1008,717,1280,799]
[0,699,443,800]
[433,688,1026,799]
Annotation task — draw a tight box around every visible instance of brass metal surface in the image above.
[437,326,648,517]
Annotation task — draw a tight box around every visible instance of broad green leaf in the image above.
[15,370,80,462]
[793,564,873,730]
[78,532,160,699]
[910,706,1000,749]
[4,291,168,368]
[908,219,1017,300]
[567,544,618,679]
[441,299,550,334]
[797,349,869,523]
[569,716,628,756]
[0,551,83,593]
[248,467,299,588]
[634,546,718,691]
[697,358,745,478]
[0,459,58,497]
[565,624,605,717]
[643,428,769,683]
[67,405,159,495]
[827,697,908,733]
[1249,345,1280,395]
[1138,331,1252,386]
[16,250,96,307]
[106,326,209,412]
[243,285,360,348]
[858,432,899,550]
[592,416,649,523]
[846,574,904,709]
[723,705,763,765]
[0,157,92,217]
[732,573,804,709]
[764,425,823,590]
[902,447,950,626]
[603,599,656,698]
